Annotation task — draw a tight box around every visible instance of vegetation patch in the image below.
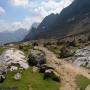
[0,67,59,90]
[76,75,90,90]
[18,45,32,56]
[0,46,5,55]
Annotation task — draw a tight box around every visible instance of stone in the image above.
[0,63,8,74]
[0,75,6,83]
[44,69,53,79]
[44,69,60,82]
[72,46,90,67]
[28,49,46,66]
[14,73,21,80]
[41,64,54,69]
[39,64,54,73]
[10,66,18,71]
[32,66,38,73]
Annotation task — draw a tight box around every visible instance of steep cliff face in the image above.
[24,0,90,40]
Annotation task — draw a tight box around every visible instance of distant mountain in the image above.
[24,23,39,41]
[24,0,90,41]
[0,29,28,44]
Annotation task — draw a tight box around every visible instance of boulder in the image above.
[39,64,54,73]
[44,69,53,79]
[28,49,46,66]
[44,69,60,82]
[0,75,6,83]
[0,48,29,74]
[14,73,21,80]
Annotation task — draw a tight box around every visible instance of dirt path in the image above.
[35,47,90,90]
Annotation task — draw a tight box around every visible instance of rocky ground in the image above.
[35,46,90,90]
[72,46,90,68]
[0,44,90,90]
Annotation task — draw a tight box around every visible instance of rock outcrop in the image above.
[0,48,29,74]
[73,46,90,68]
[28,49,46,66]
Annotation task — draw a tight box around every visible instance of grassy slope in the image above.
[0,67,59,90]
[76,75,90,90]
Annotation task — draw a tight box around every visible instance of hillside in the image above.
[24,0,90,41]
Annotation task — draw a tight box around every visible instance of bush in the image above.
[32,42,38,46]
[18,45,23,50]
[88,35,90,41]
[51,73,60,82]
[56,41,62,46]
[67,40,77,47]
[43,42,52,47]
[60,46,74,58]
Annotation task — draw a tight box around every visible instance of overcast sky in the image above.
[0,0,73,32]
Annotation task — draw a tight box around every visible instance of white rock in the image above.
[73,46,90,67]
[14,73,21,80]
[0,48,29,74]
[10,66,18,71]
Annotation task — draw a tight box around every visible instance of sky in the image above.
[0,0,73,32]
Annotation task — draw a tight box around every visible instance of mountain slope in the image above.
[24,0,90,40]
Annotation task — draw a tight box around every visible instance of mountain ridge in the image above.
[24,0,90,41]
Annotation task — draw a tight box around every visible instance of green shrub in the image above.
[18,45,23,50]
[60,46,74,58]
[88,35,90,41]
[56,41,63,46]
[67,40,77,47]
[32,42,38,46]
[0,46,5,55]
[43,42,52,47]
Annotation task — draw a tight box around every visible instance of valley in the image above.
[0,38,90,90]
[0,0,90,90]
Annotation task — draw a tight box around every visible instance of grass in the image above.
[19,45,33,57]
[76,75,90,90]
[0,46,5,55]
[0,67,59,90]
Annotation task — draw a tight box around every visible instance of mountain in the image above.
[24,23,39,41]
[24,0,90,41]
[0,29,28,44]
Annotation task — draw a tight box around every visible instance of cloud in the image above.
[0,7,6,16]
[28,0,73,18]
[0,16,41,32]
[0,0,73,32]
[10,0,29,7]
